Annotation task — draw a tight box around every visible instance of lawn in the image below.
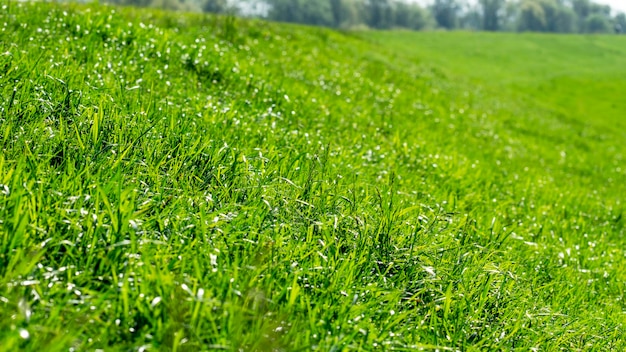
[1,2,625,350]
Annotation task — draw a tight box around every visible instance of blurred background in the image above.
[99,0,626,34]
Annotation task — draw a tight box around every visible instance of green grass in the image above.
[1,2,625,350]
[367,31,626,131]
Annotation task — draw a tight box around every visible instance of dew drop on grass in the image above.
[423,266,436,277]
[19,329,29,339]
[18,299,31,322]
[20,280,39,286]
[181,283,193,296]
[210,254,218,273]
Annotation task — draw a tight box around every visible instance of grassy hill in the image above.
[1,2,625,350]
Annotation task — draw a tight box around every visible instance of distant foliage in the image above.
[105,0,626,34]
[585,13,611,33]
[394,2,434,30]
[615,13,626,33]
[479,0,505,31]
[519,0,548,31]
[203,0,228,13]
[432,0,460,29]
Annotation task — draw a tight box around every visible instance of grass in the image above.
[1,2,625,350]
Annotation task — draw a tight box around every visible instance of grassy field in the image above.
[1,2,625,350]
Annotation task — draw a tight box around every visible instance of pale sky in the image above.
[412,0,626,14]
[597,0,626,14]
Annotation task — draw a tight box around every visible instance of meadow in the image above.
[1,2,625,350]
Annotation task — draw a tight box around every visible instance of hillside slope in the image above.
[1,3,625,350]
[368,31,626,131]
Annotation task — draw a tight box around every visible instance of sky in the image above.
[411,0,626,14]
[597,0,626,13]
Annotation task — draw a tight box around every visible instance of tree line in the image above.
[108,0,626,34]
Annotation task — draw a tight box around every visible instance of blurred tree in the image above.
[519,0,546,31]
[112,0,622,35]
[203,0,227,13]
[302,0,335,25]
[366,0,392,29]
[582,2,612,32]
[589,3,611,17]
[500,0,521,31]
[328,0,361,27]
[266,0,333,26]
[479,0,505,31]
[394,1,434,29]
[517,0,576,32]
[571,0,591,31]
[538,0,559,31]
[330,0,345,26]
[431,0,460,29]
[585,13,611,32]
[266,0,296,23]
[394,0,411,27]
[108,0,152,7]
[459,4,482,30]
[615,13,626,34]
[554,5,576,32]
[571,0,591,17]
